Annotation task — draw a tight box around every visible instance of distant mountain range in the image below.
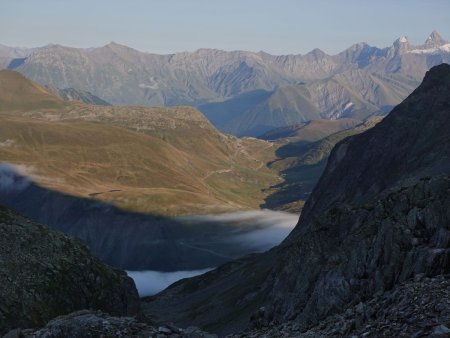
[1,32,449,135]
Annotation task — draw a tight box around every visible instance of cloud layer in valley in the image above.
[129,210,299,297]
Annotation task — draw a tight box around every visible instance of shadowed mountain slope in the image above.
[263,117,382,213]
[0,204,139,335]
[143,64,450,335]
[201,70,417,136]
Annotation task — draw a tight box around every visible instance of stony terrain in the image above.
[0,205,139,335]
[4,310,217,338]
[230,274,450,337]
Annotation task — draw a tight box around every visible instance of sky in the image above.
[1,0,450,55]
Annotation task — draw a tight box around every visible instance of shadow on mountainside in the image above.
[261,116,384,213]
[0,166,278,272]
[261,140,325,213]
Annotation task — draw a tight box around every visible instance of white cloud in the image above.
[0,163,31,193]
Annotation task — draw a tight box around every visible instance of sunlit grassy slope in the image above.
[0,71,279,215]
[0,69,66,111]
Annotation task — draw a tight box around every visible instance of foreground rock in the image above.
[4,310,217,338]
[0,205,140,335]
[229,274,450,337]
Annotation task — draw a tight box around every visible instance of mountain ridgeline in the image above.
[143,64,450,335]
[1,32,449,135]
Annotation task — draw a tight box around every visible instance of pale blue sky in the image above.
[1,0,450,55]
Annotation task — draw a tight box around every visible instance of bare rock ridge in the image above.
[0,204,140,335]
[142,64,450,335]
[1,32,449,136]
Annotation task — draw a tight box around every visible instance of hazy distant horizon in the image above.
[1,0,450,55]
[2,29,449,57]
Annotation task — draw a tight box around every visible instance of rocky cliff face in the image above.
[143,64,450,335]
[0,205,140,335]
[292,63,450,238]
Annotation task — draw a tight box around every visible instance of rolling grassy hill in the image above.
[0,71,279,215]
[0,69,66,111]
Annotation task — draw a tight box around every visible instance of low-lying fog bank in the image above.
[178,209,299,252]
[129,209,298,297]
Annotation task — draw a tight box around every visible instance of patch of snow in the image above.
[343,102,354,111]
[399,36,408,43]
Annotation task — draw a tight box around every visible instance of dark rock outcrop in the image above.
[229,274,450,337]
[143,64,450,335]
[4,310,217,338]
[0,205,140,335]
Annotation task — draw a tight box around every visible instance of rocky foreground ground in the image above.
[3,311,217,338]
[230,274,450,338]
[3,274,450,338]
